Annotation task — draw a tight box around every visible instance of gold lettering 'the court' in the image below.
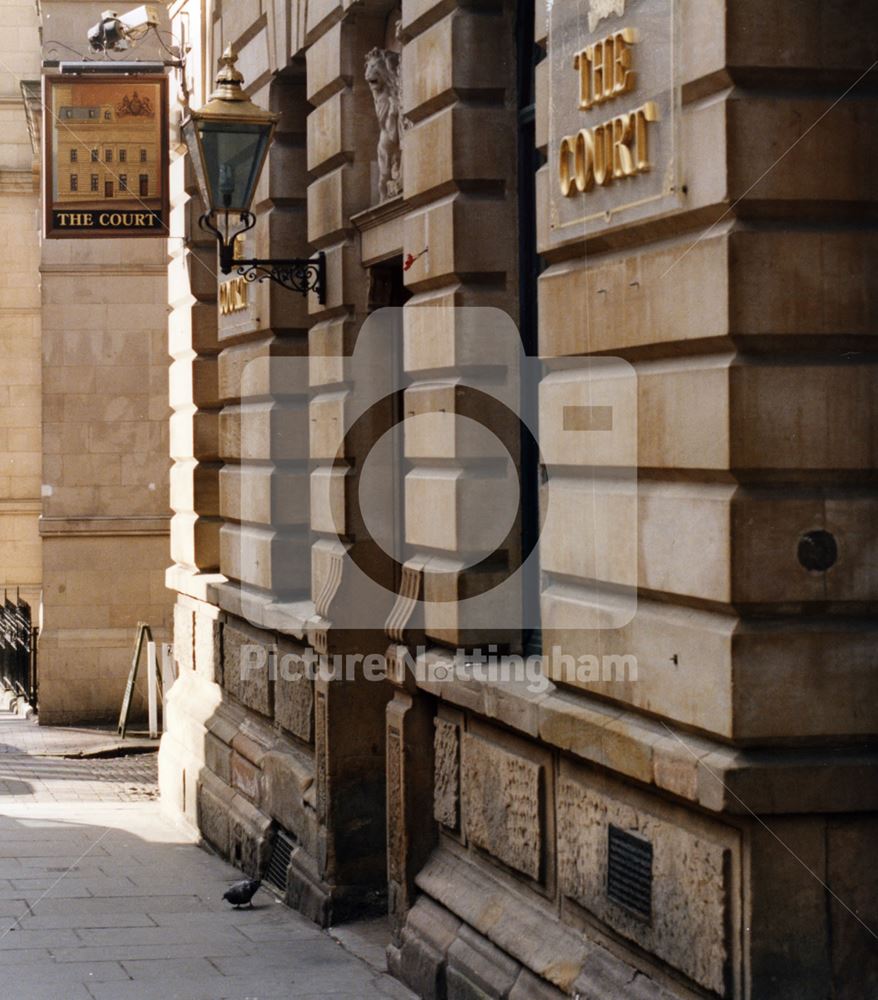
[559,25,659,198]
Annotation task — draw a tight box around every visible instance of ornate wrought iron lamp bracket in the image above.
[199,212,326,304]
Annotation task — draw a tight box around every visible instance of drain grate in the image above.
[607,824,653,921]
[264,828,294,895]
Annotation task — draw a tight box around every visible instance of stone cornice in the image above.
[39,515,171,537]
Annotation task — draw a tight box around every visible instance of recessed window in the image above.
[69,148,77,163]
[90,174,99,192]
[140,148,147,162]
[119,149,127,163]
[139,174,148,196]
[105,149,113,162]
[104,109,111,120]
[90,149,98,162]
[69,174,78,192]
[119,174,128,192]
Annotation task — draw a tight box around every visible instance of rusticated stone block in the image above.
[194,610,221,684]
[557,774,733,996]
[261,748,315,850]
[197,780,230,856]
[461,732,542,880]
[510,967,568,1000]
[204,731,232,786]
[393,896,461,1000]
[275,640,314,742]
[231,751,260,802]
[229,794,272,878]
[402,11,508,121]
[433,717,459,830]
[173,602,194,673]
[447,924,520,1000]
[402,106,514,201]
[223,623,273,717]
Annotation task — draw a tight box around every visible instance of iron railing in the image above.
[0,593,38,708]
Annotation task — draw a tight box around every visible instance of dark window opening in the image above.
[367,257,411,598]
[517,0,544,655]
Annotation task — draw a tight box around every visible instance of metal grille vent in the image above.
[264,828,294,895]
[607,825,653,920]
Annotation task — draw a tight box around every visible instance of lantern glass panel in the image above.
[190,120,272,214]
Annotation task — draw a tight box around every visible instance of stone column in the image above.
[300,8,404,921]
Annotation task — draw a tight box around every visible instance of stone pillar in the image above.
[385,646,436,941]
[399,1,520,651]
[293,7,398,923]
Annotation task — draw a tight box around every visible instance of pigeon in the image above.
[223,878,261,908]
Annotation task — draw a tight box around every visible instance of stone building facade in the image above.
[2,0,173,724]
[159,1,878,998]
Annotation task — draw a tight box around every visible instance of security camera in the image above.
[87,5,158,52]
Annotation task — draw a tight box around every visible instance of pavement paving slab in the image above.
[0,710,416,1000]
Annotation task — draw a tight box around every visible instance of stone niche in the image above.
[558,758,742,997]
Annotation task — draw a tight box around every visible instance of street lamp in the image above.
[182,46,325,302]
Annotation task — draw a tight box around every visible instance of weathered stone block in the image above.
[402,11,508,121]
[402,106,514,201]
[557,771,734,995]
[461,732,542,881]
[223,623,273,717]
[204,731,232,785]
[173,602,194,673]
[433,717,459,830]
[219,522,310,595]
[197,780,231,856]
[394,897,461,1000]
[231,751,261,803]
[275,638,314,742]
[261,748,315,851]
[447,924,520,1000]
[194,609,221,684]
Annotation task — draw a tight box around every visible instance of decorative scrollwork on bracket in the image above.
[235,255,325,301]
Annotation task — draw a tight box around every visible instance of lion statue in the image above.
[365,47,403,201]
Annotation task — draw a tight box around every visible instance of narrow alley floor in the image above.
[0,710,415,1000]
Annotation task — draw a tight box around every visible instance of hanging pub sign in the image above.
[43,74,169,238]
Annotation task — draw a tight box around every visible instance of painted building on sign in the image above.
[0,0,875,996]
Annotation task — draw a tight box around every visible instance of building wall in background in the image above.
[0,0,174,723]
[0,0,41,610]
